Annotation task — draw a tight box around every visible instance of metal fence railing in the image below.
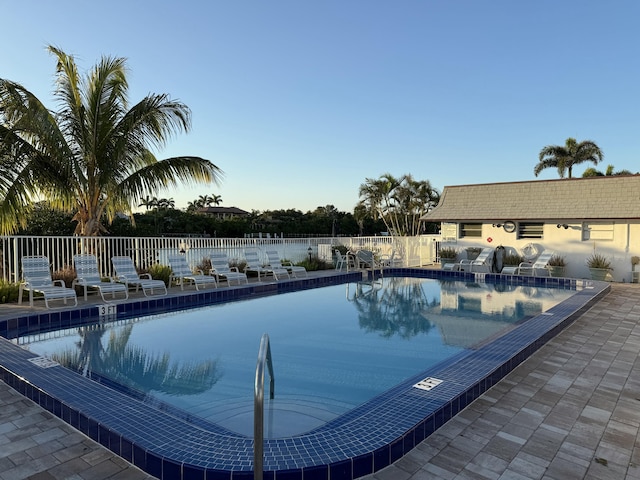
[0,235,441,283]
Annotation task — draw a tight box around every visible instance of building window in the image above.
[582,222,614,241]
[460,223,482,238]
[517,222,543,239]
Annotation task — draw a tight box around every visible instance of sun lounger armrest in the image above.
[53,279,66,287]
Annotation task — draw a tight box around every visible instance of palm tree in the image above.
[138,195,159,211]
[358,173,439,236]
[534,138,604,179]
[582,164,635,177]
[210,194,222,206]
[198,194,213,207]
[156,198,175,210]
[0,46,223,236]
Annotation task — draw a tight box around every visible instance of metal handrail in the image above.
[254,333,275,480]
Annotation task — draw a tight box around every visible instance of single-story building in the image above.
[420,175,640,282]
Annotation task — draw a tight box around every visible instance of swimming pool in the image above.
[0,269,609,479]
[15,277,574,439]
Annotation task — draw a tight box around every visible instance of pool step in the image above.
[193,395,353,438]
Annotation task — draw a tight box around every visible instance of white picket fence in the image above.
[0,235,441,283]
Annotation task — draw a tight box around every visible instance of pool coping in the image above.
[0,269,610,480]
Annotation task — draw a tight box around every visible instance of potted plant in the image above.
[586,253,613,281]
[547,255,567,277]
[465,247,482,260]
[439,246,458,268]
[502,253,524,267]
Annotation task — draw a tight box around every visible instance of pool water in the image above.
[17,277,574,438]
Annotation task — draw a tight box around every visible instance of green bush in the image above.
[52,265,76,288]
[196,257,212,274]
[502,253,524,266]
[297,257,333,271]
[0,281,20,303]
[586,253,612,270]
[439,247,458,259]
[148,263,173,286]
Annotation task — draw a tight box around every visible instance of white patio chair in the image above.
[265,250,307,278]
[209,250,248,286]
[460,247,494,273]
[72,254,129,302]
[167,254,217,290]
[243,249,289,281]
[112,256,167,296]
[18,255,78,308]
[517,250,554,276]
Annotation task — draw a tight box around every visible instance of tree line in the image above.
[1,48,636,239]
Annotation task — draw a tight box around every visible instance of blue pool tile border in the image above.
[0,269,609,480]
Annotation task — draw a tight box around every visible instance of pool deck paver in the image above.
[363,282,640,480]
[0,273,639,479]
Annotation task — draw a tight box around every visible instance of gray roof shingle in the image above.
[421,176,640,221]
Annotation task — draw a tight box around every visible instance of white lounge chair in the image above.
[209,250,248,286]
[243,250,289,281]
[72,254,129,302]
[380,249,403,268]
[354,249,382,270]
[112,256,167,296]
[167,254,217,290]
[265,250,307,278]
[460,247,494,273]
[18,256,78,308]
[517,251,554,276]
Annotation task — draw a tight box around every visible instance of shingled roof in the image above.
[421,175,640,222]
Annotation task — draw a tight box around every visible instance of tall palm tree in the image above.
[157,197,175,210]
[138,195,159,211]
[358,173,439,236]
[534,138,604,179]
[0,46,223,236]
[198,194,213,207]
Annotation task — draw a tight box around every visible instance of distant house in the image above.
[420,176,640,282]
[197,206,249,220]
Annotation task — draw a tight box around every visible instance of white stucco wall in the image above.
[439,221,640,282]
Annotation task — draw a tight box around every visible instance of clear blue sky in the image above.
[3,1,639,213]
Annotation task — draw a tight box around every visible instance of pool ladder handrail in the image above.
[254,333,275,480]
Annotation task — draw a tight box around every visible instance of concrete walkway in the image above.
[1,281,639,479]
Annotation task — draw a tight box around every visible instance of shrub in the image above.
[548,255,566,267]
[148,263,173,286]
[52,265,76,288]
[502,253,524,266]
[196,258,212,274]
[297,257,333,271]
[586,253,612,270]
[0,281,20,303]
[439,247,458,259]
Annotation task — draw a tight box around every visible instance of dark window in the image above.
[517,222,543,239]
[460,223,482,238]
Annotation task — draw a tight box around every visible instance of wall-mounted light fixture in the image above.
[493,221,516,233]
[557,224,569,229]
